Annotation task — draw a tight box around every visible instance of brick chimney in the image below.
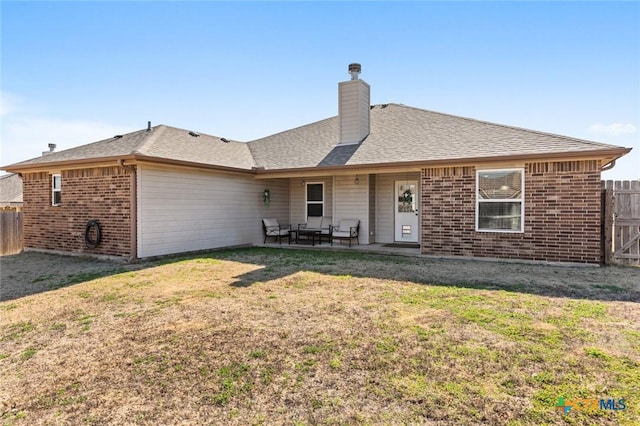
[338,63,370,145]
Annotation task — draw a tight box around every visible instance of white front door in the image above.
[395,181,419,242]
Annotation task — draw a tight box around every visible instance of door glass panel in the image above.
[397,184,416,213]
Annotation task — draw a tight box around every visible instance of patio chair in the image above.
[262,218,291,244]
[298,216,332,243]
[331,219,360,247]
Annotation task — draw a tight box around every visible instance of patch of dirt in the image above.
[0,252,134,302]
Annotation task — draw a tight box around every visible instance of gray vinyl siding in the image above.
[375,173,420,244]
[333,174,369,244]
[262,179,290,226]
[137,165,288,257]
[369,174,376,241]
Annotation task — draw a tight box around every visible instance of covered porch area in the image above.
[260,169,422,249]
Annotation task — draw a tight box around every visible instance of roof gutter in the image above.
[131,154,256,175]
[4,147,631,177]
[2,155,139,173]
[253,147,632,178]
[3,154,256,175]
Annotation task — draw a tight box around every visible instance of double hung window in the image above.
[52,174,62,206]
[476,169,523,232]
[306,183,324,217]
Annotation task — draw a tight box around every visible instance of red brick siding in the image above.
[22,166,133,257]
[421,161,602,264]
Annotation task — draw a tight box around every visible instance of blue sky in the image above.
[1,1,638,179]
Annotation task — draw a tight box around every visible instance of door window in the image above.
[397,184,416,213]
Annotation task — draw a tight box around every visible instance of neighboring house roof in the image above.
[3,104,629,173]
[5,125,255,171]
[248,103,628,170]
[0,173,23,205]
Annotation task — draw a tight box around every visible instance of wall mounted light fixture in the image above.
[263,189,271,207]
[301,180,306,186]
[354,176,360,185]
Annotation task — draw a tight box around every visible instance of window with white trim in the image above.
[306,183,324,217]
[52,174,62,206]
[476,169,523,232]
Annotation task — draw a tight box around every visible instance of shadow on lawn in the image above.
[1,247,638,303]
[214,248,640,303]
[0,251,141,302]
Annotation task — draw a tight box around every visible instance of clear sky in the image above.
[1,1,638,179]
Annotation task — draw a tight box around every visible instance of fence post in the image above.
[603,180,614,265]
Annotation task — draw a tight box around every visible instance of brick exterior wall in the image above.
[421,160,602,264]
[22,166,133,257]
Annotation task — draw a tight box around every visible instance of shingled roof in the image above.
[247,103,628,170]
[4,104,629,173]
[0,173,23,205]
[6,125,255,171]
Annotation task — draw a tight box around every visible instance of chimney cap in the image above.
[348,63,361,80]
[42,143,56,156]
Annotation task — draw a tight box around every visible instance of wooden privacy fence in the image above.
[0,210,23,256]
[602,180,640,266]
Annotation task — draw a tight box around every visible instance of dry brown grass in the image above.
[1,248,639,425]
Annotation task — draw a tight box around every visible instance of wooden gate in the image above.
[602,180,640,266]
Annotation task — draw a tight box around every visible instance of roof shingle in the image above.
[4,104,628,172]
[0,173,23,204]
[248,103,626,170]
[7,125,255,170]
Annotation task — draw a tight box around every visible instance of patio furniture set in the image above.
[262,217,360,247]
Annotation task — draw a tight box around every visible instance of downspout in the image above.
[118,159,137,260]
[601,160,616,172]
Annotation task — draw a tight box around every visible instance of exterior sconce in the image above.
[263,189,271,207]
[354,176,360,185]
[301,180,306,186]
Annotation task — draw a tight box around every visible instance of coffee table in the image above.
[296,229,322,246]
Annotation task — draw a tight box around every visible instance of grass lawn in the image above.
[1,248,638,425]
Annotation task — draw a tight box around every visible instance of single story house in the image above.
[3,64,631,264]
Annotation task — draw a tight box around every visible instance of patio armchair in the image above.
[262,218,291,244]
[298,216,332,243]
[331,219,360,247]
